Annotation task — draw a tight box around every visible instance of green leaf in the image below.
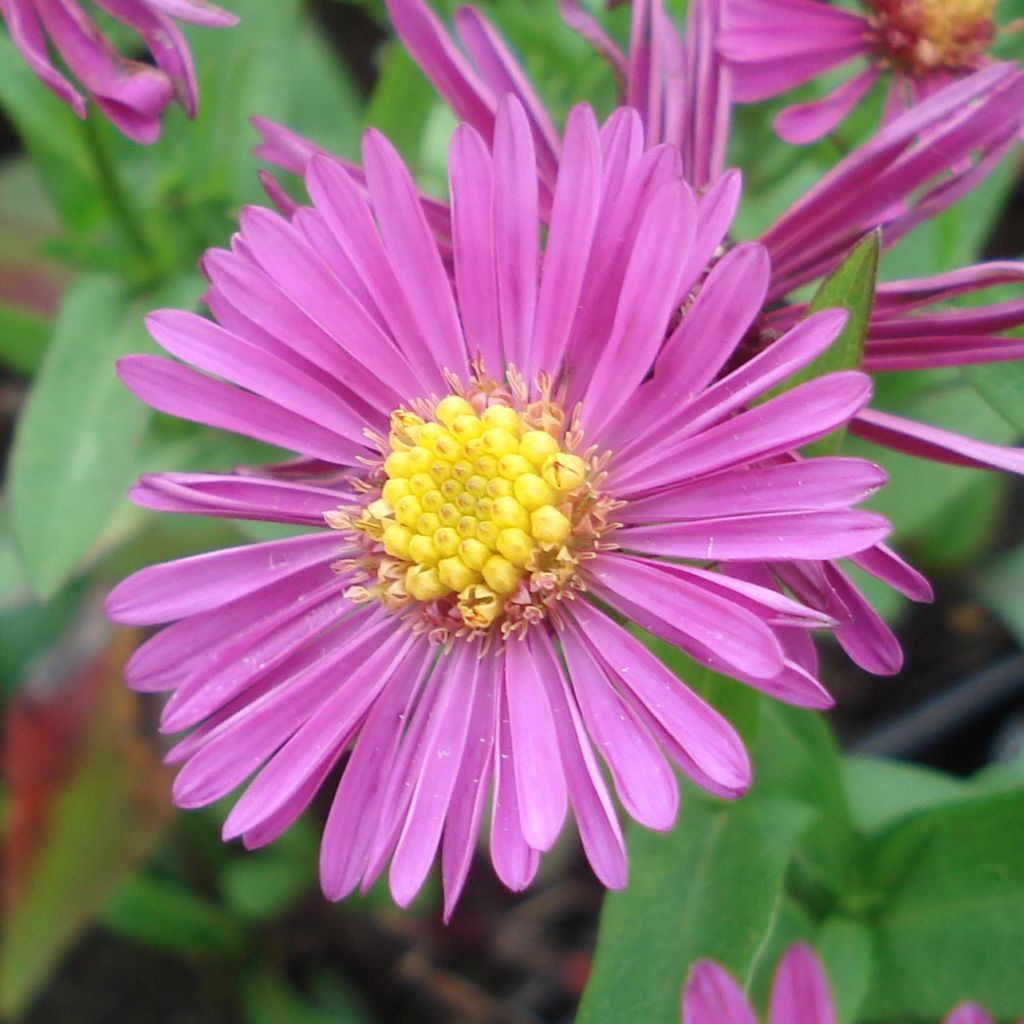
[844,756,965,833]
[863,789,1024,1019]
[792,231,879,455]
[8,273,195,599]
[967,362,1024,435]
[101,875,247,957]
[577,790,811,1024]
[0,301,50,376]
[815,917,873,1024]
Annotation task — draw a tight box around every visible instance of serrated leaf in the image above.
[577,791,811,1024]
[8,273,196,599]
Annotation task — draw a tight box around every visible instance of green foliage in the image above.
[578,787,812,1024]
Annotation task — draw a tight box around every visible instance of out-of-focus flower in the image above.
[0,0,237,143]
[682,943,1002,1024]
[718,0,1021,144]
[107,99,889,914]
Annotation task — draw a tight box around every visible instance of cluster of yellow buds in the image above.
[358,394,589,631]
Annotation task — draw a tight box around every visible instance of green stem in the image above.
[79,115,157,273]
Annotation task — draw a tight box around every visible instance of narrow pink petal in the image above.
[581,179,697,435]
[319,657,425,901]
[613,372,873,496]
[441,654,499,920]
[145,309,367,446]
[535,636,628,889]
[492,96,539,375]
[243,755,335,851]
[622,457,887,522]
[383,0,496,135]
[618,509,890,561]
[558,0,628,84]
[684,170,743,295]
[775,66,880,144]
[768,943,835,1024]
[603,242,768,451]
[389,644,479,907]
[490,685,541,891]
[588,554,785,679]
[504,631,568,851]
[852,408,1024,475]
[531,104,603,378]
[362,129,468,375]
[849,543,934,602]
[454,7,560,196]
[448,124,502,373]
[562,625,679,830]
[874,262,1024,309]
[130,472,348,526]
[2,0,86,116]
[106,531,342,625]
[143,0,237,26]
[863,334,1024,371]
[116,355,360,465]
[567,603,752,797]
[680,0,731,189]
[221,631,421,839]
[683,960,757,1024]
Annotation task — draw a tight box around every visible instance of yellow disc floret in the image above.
[345,390,602,636]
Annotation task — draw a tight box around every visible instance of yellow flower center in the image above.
[868,0,997,72]
[330,379,616,642]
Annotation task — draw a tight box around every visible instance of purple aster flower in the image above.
[683,943,1002,1024]
[107,99,890,914]
[0,0,237,143]
[718,0,1022,144]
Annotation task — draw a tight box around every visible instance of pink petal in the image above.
[682,960,757,1024]
[768,943,835,1024]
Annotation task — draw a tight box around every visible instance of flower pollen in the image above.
[866,0,998,73]
[330,371,617,644]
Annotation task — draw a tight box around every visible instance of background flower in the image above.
[0,0,237,142]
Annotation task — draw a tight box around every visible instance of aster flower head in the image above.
[718,0,1022,143]
[0,0,237,143]
[107,98,891,915]
[683,943,1002,1024]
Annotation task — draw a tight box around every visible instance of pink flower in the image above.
[0,0,237,143]
[718,0,1020,144]
[682,944,1002,1024]
[107,99,889,914]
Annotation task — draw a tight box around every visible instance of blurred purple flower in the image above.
[0,0,237,143]
[718,0,1020,144]
[683,943,1001,1024]
[107,99,888,914]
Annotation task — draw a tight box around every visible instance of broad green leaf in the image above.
[752,704,856,902]
[101,876,247,958]
[967,362,1024,435]
[863,789,1024,1019]
[844,757,965,833]
[815,917,873,1024]
[8,273,196,599]
[0,628,173,1016]
[577,791,811,1024]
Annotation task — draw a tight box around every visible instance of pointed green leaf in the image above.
[577,791,811,1024]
